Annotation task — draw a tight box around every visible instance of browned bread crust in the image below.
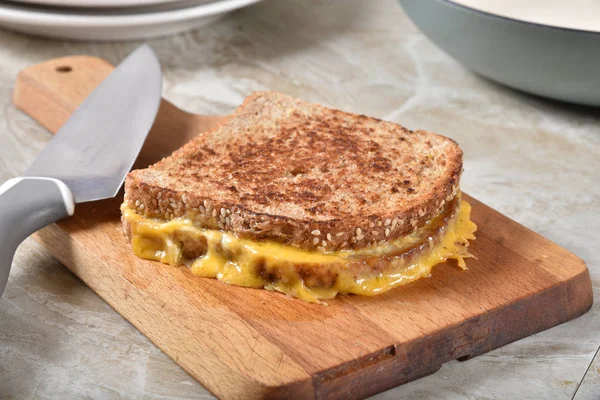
[124,92,462,252]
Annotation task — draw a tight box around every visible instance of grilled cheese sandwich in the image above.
[121,92,476,303]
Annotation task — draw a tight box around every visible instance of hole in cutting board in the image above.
[55,66,72,73]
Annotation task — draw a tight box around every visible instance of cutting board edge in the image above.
[309,262,592,399]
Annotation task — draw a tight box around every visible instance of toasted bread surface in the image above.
[124,92,462,251]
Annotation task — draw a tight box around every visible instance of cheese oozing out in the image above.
[121,197,477,303]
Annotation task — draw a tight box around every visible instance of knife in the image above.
[0,45,162,297]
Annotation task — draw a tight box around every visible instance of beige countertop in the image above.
[1,0,599,398]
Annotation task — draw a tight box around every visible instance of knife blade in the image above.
[0,45,162,297]
[25,45,162,203]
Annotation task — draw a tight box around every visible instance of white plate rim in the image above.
[14,0,192,7]
[0,0,261,26]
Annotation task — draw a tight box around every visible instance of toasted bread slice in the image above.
[124,92,462,252]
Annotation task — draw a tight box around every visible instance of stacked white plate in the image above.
[0,0,262,41]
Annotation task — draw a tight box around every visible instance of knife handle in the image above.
[0,177,74,297]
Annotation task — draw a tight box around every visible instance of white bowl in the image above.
[399,0,600,106]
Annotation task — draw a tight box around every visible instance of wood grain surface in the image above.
[11,55,593,400]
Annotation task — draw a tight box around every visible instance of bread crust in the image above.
[124,92,462,252]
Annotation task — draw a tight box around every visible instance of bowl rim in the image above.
[435,0,600,36]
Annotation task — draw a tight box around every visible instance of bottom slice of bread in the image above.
[121,195,476,303]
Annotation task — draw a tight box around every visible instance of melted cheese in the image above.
[122,200,476,303]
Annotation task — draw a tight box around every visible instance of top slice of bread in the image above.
[124,92,462,252]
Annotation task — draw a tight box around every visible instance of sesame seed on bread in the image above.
[123,91,463,252]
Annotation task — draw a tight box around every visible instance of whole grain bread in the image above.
[124,92,462,252]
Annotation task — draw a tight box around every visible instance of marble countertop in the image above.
[1,0,599,398]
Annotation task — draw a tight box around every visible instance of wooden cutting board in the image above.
[12,56,593,400]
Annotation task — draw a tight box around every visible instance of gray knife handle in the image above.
[0,177,74,297]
